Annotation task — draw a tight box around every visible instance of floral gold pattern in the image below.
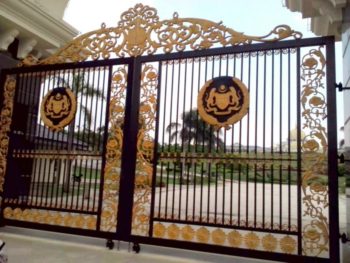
[152,223,297,253]
[280,235,297,254]
[167,224,180,239]
[244,232,260,250]
[21,4,302,66]
[0,76,16,194]
[181,225,195,241]
[262,234,278,252]
[3,207,97,230]
[132,64,158,236]
[211,228,226,245]
[300,47,329,257]
[153,222,166,237]
[100,66,127,232]
[227,230,243,247]
[196,227,210,243]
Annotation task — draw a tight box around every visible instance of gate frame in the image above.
[0,3,339,262]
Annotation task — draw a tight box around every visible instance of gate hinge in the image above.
[335,82,350,92]
[340,233,350,243]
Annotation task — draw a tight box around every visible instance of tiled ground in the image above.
[0,227,273,263]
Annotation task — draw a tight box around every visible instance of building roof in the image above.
[285,0,349,41]
[0,0,79,59]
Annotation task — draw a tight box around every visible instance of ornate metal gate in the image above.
[0,4,339,262]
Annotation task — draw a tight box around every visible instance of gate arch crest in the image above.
[21,3,302,66]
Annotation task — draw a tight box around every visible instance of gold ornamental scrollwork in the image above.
[100,66,128,232]
[0,76,16,193]
[132,63,158,236]
[21,4,302,66]
[300,47,329,257]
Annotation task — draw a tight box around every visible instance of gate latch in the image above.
[335,82,350,92]
[340,233,350,243]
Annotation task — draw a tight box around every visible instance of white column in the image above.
[0,29,19,51]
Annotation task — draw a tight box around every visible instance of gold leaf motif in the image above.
[301,47,329,256]
[181,225,195,241]
[196,227,210,243]
[100,66,127,233]
[0,77,16,192]
[167,224,180,239]
[153,223,166,238]
[244,232,260,250]
[3,207,97,230]
[262,234,277,252]
[227,230,242,247]
[280,236,297,254]
[132,64,158,236]
[211,228,226,245]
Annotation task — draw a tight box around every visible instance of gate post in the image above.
[116,57,142,240]
[326,37,340,263]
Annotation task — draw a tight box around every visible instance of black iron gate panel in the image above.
[0,4,339,263]
[0,60,132,236]
[126,38,338,263]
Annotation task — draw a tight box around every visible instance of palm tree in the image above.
[60,73,105,129]
[166,109,223,182]
[166,109,223,151]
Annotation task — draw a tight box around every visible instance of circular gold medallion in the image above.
[197,76,249,129]
[40,87,77,131]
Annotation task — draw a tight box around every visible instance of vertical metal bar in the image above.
[161,62,169,219]
[96,64,113,231]
[169,61,175,150]
[270,51,275,230]
[296,47,302,255]
[149,61,162,236]
[94,66,107,213]
[279,51,283,229]
[116,57,142,241]
[28,72,41,206]
[212,56,218,224]
[158,161,164,218]
[190,59,196,222]
[288,49,291,231]
[60,68,73,208]
[161,62,168,153]
[326,38,339,263]
[39,71,53,207]
[176,60,182,220]
[169,61,176,220]
[205,57,211,223]
[80,67,94,210]
[262,51,267,228]
[183,59,189,221]
[87,67,101,211]
[197,58,203,222]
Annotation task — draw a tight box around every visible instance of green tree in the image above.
[166,109,223,183]
[166,109,223,151]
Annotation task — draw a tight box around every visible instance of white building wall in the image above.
[342,5,350,260]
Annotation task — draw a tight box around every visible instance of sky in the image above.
[63,0,344,143]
